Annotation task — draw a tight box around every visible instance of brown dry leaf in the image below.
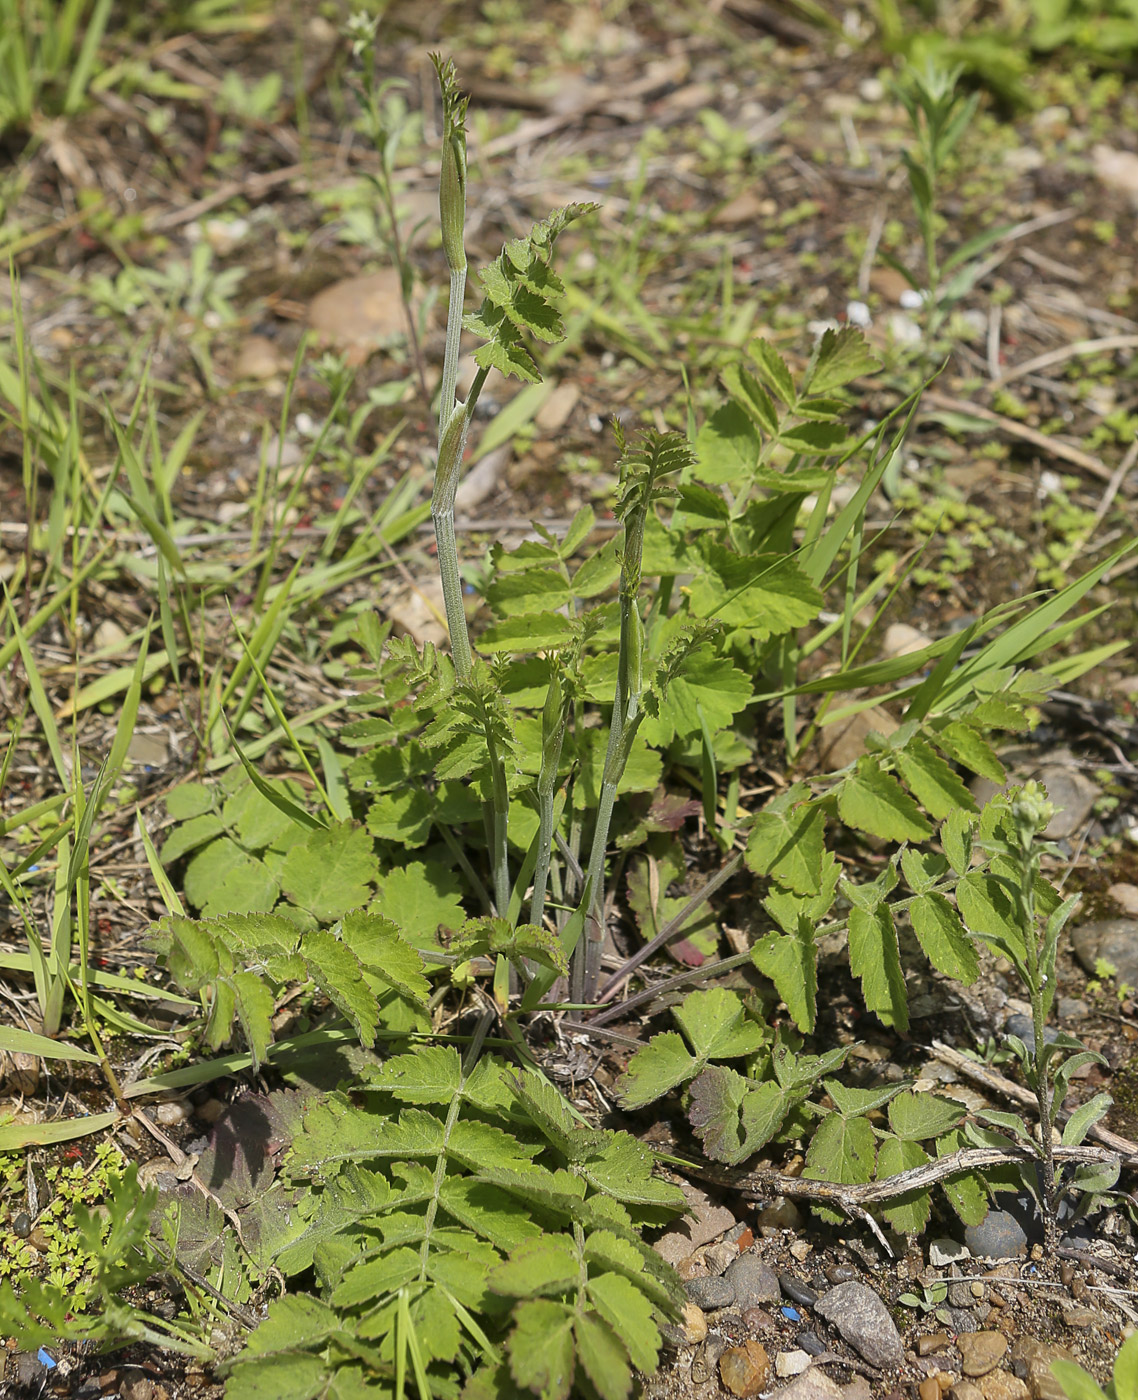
[234,334,287,381]
[712,188,776,227]
[535,381,581,433]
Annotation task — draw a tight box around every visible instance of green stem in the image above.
[431,366,488,680]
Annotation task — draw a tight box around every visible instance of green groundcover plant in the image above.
[0,45,1133,1400]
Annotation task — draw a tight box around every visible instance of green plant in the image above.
[1053,1328,1138,1400]
[0,1155,210,1357]
[0,0,114,141]
[886,58,1011,350]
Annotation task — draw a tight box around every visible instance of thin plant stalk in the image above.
[529,667,569,930]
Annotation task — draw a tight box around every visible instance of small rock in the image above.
[713,188,772,227]
[693,1333,727,1383]
[930,1239,970,1267]
[387,577,449,648]
[921,1379,943,1400]
[234,334,286,381]
[720,1340,771,1397]
[685,1275,735,1310]
[7,1052,39,1096]
[772,1368,845,1400]
[455,444,511,513]
[980,1371,1029,1400]
[965,1210,1028,1260]
[93,618,129,650]
[652,1182,738,1264]
[789,1240,813,1261]
[1108,883,1138,916]
[154,1099,189,1127]
[1093,144,1138,207]
[743,1306,776,1330]
[1010,1338,1076,1400]
[881,623,929,659]
[120,1372,158,1400]
[535,381,580,433]
[196,1098,225,1124]
[815,1282,904,1369]
[757,1196,801,1231]
[779,1274,819,1306]
[957,1332,1008,1378]
[918,1333,952,1356]
[1060,1307,1101,1330]
[777,1350,812,1378]
[1034,766,1100,840]
[1070,918,1138,986]
[307,268,410,352]
[704,1241,739,1276]
[859,77,885,102]
[725,1253,781,1308]
[816,701,898,770]
[798,1331,825,1356]
[841,1380,873,1400]
[952,1385,985,1400]
[1056,997,1088,1022]
[676,1254,707,1281]
[680,1302,707,1345]
[869,265,913,303]
[825,1265,858,1284]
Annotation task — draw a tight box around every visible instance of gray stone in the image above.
[965,1209,1029,1259]
[1070,918,1138,987]
[1004,1013,1059,1046]
[685,1275,735,1310]
[725,1253,781,1309]
[769,1368,844,1400]
[814,1282,904,1369]
[947,1307,980,1333]
[929,1238,970,1266]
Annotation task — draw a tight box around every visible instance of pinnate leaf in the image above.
[575,1312,631,1400]
[752,915,817,1034]
[488,1236,579,1298]
[877,1135,931,1235]
[586,1271,661,1375]
[616,1032,695,1109]
[887,1090,964,1141]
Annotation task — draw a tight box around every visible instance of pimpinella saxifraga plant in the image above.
[61,51,1133,1400]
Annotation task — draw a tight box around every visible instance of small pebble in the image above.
[930,1239,971,1267]
[705,1241,739,1275]
[957,1332,1008,1378]
[779,1274,819,1306]
[815,1282,905,1369]
[1070,1277,1086,1301]
[1061,1307,1100,1330]
[918,1333,951,1356]
[936,1373,955,1393]
[789,1240,813,1261]
[742,1307,775,1331]
[720,1340,771,1398]
[952,1384,985,1400]
[777,1350,811,1378]
[685,1276,734,1310]
[681,1302,707,1345]
[1059,1262,1075,1288]
[797,1331,825,1356]
[725,1254,781,1309]
[979,1370,1030,1400]
[757,1197,801,1231]
[825,1265,858,1284]
[155,1100,189,1126]
[921,1379,942,1400]
[196,1098,225,1124]
[677,1255,706,1281]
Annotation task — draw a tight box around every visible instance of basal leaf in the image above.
[674,987,766,1061]
[910,892,980,985]
[616,1032,695,1109]
[804,1111,877,1187]
[340,909,430,1004]
[937,1129,988,1226]
[749,338,796,403]
[225,1352,330,1400]
[693,403,760,485]
[576,1134,686,1211]
[686,1063,779,1165]
[688,546,822,640]
[278,822,379,923]
[367,1045,461,1103]
[930,721,1005,783]
[887,1090,965,1142]
[848,903,908,1031]
[838,760,932,843]
[373,861,466,945]
[804,325,882,395]
[640,643,752,744]
[722,363,779,435]
[330,1247,420,1306]
[230,970,275,1069]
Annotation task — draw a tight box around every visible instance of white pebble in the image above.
[846,300,872,327]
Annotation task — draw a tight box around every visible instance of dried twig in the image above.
[923,391,1114,483]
